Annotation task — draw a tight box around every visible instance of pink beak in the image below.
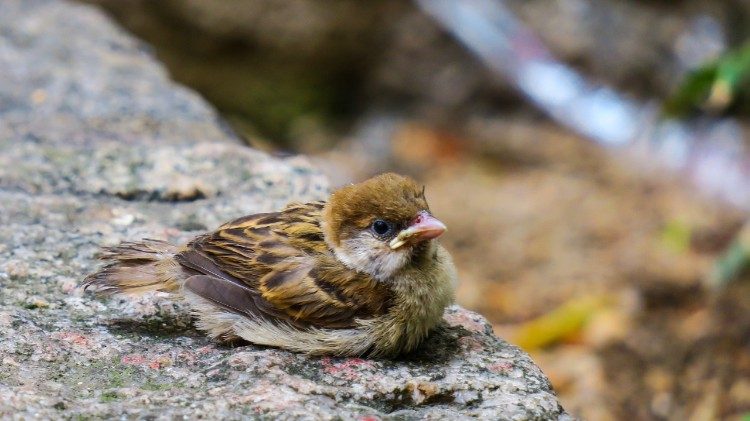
[389,211,447,249]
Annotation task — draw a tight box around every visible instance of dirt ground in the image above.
[313,115,750,420]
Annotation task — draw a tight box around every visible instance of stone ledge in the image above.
[0,0,569,419]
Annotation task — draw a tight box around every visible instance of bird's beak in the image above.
[389,212,447,250]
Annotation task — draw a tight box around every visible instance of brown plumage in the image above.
[83,173,456,357]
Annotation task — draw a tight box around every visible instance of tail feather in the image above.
[82,239,183,295]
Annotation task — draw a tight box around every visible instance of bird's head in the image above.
[322,173,447,281]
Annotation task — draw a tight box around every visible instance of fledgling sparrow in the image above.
[83,173,457,357]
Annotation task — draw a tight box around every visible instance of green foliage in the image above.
[664,42,750,116]
[707,224,750,288]
[660,219,692,253]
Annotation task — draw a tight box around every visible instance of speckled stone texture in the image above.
[0,0,569,419]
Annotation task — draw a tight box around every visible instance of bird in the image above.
[82,173,457,357]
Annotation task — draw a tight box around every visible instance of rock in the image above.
[0,0,569,419]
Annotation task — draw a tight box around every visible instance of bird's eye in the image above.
[371,219,393,237]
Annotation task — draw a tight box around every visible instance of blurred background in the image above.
[77,1,750,419]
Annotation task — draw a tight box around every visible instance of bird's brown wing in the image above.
[176,201,393,329]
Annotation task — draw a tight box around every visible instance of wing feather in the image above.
[176,202,392,329]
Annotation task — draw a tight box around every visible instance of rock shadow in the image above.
[106,314,202,339]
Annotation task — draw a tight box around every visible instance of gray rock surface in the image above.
[0,0,569,419]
